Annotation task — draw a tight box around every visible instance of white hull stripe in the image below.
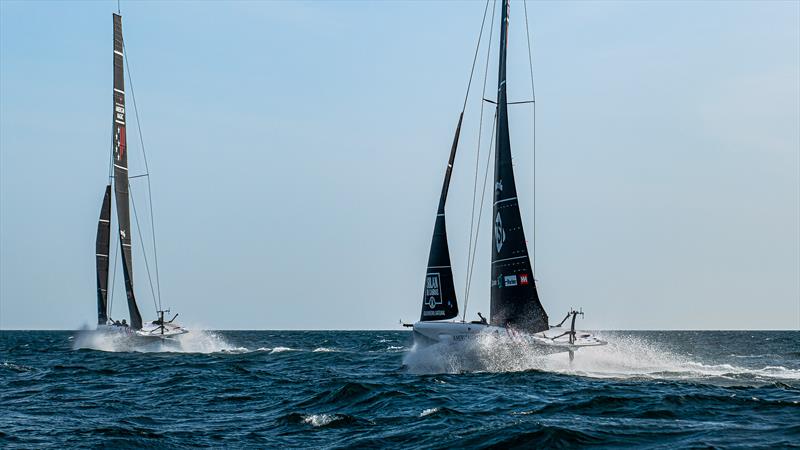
[492,255,527,264]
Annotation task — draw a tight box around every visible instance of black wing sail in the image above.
[420,113,464,321]
[112,13,143,330]
[96,185,112,325]
[489,0,549,333]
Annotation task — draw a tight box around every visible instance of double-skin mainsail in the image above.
[489,0,548,333]
[96,13,143,330]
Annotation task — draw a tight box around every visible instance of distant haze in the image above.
[1,1,798,330]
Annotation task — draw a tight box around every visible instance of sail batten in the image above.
[112,13,142,330]
[419,113,464,321]
[95,185,112,325]
[489,0,549,333]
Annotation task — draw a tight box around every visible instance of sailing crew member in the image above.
[121,319,128,327]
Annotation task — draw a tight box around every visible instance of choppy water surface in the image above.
[2,330,798,448]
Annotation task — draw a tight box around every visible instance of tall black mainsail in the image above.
[111,13,142,330]
[489,0,549,333]
[420,114,464,321]
[95,185,112,325]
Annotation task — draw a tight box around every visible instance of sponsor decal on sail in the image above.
[494,212,506,253]
[519,274,529,285]
[115,126,126,161]
[422,273,444,316]
[504,275,517,287]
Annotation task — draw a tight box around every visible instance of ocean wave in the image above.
[277,412,370,428]
[1,361,35,373]
[3,330,798,448]
[270,346,295,353]
[419,407,439,417]
[303,413,340,427]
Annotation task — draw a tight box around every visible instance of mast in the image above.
[112,13,143,330]
[419,114,464,321]
[489,0,549,333]
[95,185,112,325]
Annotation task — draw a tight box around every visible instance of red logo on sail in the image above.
[519,274,529,285]
[116,126,126,161]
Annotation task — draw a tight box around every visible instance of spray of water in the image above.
[403,332,800,383]
[72,328,246,353]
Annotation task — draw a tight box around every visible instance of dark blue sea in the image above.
[1,330,798,448]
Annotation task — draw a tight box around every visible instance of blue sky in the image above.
[1,1,798,329]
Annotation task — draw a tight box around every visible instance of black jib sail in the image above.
[95,185,112,325]
[420,113,464,321]
[112,13,142,330]
[489,0,549,333]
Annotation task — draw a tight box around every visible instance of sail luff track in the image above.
[95,185,112,325]
[489,0,548,333]
[112,13,143,330]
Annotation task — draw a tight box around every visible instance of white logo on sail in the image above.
[424,273,443,312]
[427,296,439,309]
[120,229,126,239]
[495,212,505,253]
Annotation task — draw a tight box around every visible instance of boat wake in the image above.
[72,329,244,353]
[402,332,800,384]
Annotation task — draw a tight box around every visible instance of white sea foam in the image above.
[270,346,295,353]
[1,361,35,372]
[419,407,439,417]
[302,414,340,427]
[312,347,336,352]
[402,332,800,383]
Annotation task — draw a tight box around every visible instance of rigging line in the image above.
[523,0,537,272]
[461,0,491,114]
[463,0,497,322]
[123,42,163,310]
[129,182,160,314]
[465,113,498,312]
